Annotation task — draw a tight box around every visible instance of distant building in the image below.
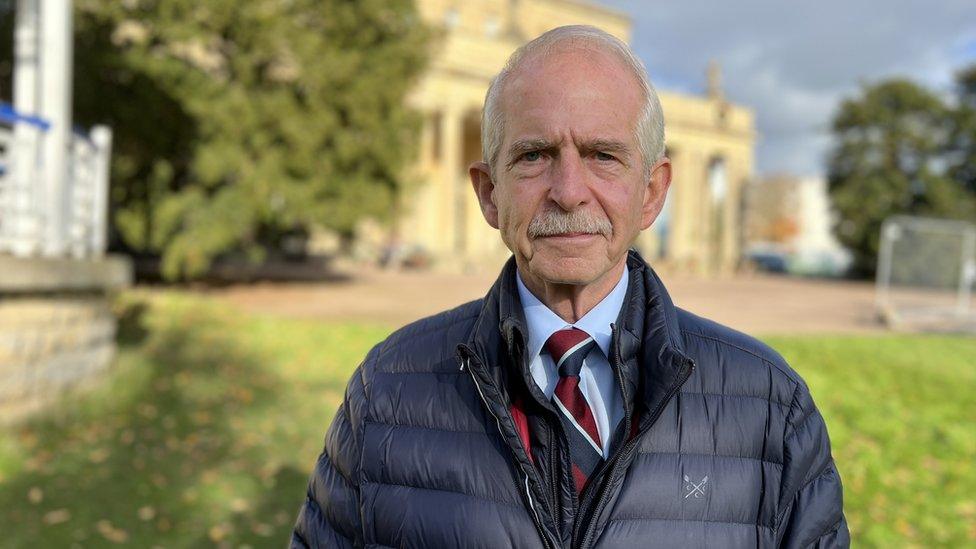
[744,174,851,275]
[392,0,756,274]
[791,177,851,274]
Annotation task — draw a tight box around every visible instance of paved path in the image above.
[202,264,884,335]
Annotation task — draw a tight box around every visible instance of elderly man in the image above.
[292,25,848,548]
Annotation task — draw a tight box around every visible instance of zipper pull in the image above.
[456,345,467,372]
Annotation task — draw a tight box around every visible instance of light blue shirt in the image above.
[515,264,629,457]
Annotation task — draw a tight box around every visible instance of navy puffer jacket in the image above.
[292,249,849,548]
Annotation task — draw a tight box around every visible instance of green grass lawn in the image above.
[0,291,973,547]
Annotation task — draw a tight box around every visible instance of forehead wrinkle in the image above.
[500,49,637,131]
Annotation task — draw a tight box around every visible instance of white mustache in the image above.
[527,209,613,238]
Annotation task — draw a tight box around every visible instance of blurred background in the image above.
[0,0,974,546]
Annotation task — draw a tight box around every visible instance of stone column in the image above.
[399,110,435,250]
[676,148,707,273]
[722,160,746,273]
[462,111,497,268]
[440,107,463,258]
[39,0,74,257]
[658,148,680,260]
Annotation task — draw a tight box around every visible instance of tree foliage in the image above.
[64,0,430,279]
[827,72,976,276]
[947,65,976,197]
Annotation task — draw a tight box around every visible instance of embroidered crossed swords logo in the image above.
[683,475,708,499]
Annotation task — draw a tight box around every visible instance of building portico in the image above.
[398,0,755,275]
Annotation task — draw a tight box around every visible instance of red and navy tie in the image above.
[544,327,603,495]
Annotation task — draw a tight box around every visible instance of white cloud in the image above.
[597,0,976,176]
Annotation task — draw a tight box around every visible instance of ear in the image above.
[469,161,500,229]
[640,157,672,230]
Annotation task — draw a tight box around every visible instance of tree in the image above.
[0,1,12,100]
[66,0,430,279]
[947,65,976,197]
[827,77,976,276]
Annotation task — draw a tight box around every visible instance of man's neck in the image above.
[516,259,627,324]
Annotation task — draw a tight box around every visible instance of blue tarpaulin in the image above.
[0,102,51,131]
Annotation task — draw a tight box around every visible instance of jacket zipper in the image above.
[546,419,561,532]
[571,323,629,546]
[508,333,563,532]
[574,354,696,549]
[460,349,560,549]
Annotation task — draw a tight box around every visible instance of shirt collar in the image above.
[515,263,629,362]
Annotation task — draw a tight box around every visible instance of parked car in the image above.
[745,250,789,273]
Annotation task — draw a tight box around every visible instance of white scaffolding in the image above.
[0,0,113,259]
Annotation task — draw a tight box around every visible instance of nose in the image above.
[547,148,591,211]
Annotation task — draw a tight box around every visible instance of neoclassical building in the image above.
[398,0,755,274]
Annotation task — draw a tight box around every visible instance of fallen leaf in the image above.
[119,430,135,445]
[96,520,129,543]
[138,506,156,521]
[230,498,249,513]
[208,523,231,542]
[156,516,172,532]
[138,403,158,419]
[201,469,218,484]
[43,509,71,525]
[27,487,43,504]
[88,448,110,464]
[151,473,168,488]
[182,488,199,504]
[19,430,39,448]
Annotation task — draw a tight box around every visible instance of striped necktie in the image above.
[544,327,603,496]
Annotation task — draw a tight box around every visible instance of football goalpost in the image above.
[876,215,976,333]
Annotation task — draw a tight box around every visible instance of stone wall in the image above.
[0,255,131,424]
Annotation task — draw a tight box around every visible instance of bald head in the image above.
[481,25,665,178]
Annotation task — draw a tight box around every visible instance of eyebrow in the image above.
[507,138,553,156]
[581,139,630,155]
[583,139,633,168]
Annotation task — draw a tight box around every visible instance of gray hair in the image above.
[481,25,665,178]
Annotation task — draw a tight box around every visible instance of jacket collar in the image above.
[461,248,690,410]
[618,248,692,412]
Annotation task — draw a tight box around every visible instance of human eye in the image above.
[520,150,543,162]
[595,151,617,162]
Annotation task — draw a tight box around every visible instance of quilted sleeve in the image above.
[291,360,370,548]
[775,382,850,548]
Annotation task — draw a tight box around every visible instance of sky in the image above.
[597,0,976,178]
